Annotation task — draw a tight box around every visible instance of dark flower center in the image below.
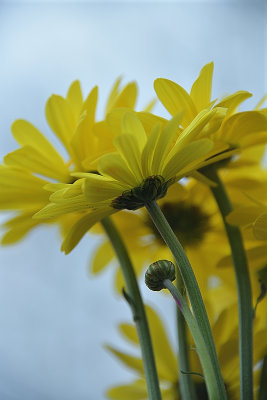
[147,201,211,248]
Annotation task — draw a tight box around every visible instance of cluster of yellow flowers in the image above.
[1,63,267,399]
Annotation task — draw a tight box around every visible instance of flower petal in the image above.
[163,139,213,181]
[154,78,197,126]
[190,62,214,112]
[114,134,144,182]
[61,208,116,254]
[66,80,83,120]
[91,241,114,274]
[122,112,147,152]
[98,153,137,187]
[45,94,76,152]
[83,174,127,203]
[106,379,147,400]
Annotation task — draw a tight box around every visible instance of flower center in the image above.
[112,176,174,210]
[147,201,211,248]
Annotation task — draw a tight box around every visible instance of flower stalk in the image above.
[201,166,253,400]
[145,200,227,400]
[101,217,162,400]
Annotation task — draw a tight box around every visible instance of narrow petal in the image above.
[114,134,144,182]
[45,94,76,152]
[34,195,89,219]
[216,91,252,115]
[4,146,70,182]
[105,77,122,115]
[107,379,147,400]
[66,80,83,120]
[112,82,138,110]
[11,120,68,178]
[91,241,114,274]
[70,86,98,166]
[122,112,147,151]
[163,138,213,181]
[1,212,41,244]
[141,123,161,176]
[190,62,214,112]
[227,206,265,226]
[154,78,197,126]
[98,153,137,187]
[105,345,144,374]
[83,174,127,203]
[151,112,183,174]
[61,208,116,254]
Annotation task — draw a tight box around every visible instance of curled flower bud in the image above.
[145,260,176,291]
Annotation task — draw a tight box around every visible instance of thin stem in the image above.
[101,217,162,400]
[146,200,227,400]
[164,279,222,400]
[176,268,197,400]
[258,356,267,400]
[202,167,253,400]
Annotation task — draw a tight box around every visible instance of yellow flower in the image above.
[35,109,230,253]
[153,63,267,157]
[106,304,267,400]
[0,78,138,244]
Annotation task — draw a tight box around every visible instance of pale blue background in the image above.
[0,1,266,399]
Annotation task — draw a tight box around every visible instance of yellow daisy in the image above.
[0,78,138,244]
[35,109,231,253]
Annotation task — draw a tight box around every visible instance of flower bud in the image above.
[145,260,176,291]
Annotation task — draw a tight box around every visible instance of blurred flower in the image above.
[106,304,267,400]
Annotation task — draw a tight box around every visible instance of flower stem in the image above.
[164,278,223,400]
[202,167,253,400]
[101,217,162,400]
[175,268,197,400]
[145,200,227,400]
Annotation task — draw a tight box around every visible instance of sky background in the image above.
[0,1,266,399]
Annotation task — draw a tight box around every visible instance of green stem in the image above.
[258,356,267,400]
[101,217,162,400]
[176,268,197,400]
[202,167,253,400]
[145,200,227,400]
[164,279,222,400]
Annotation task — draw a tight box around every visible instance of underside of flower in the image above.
[111,175,174,210]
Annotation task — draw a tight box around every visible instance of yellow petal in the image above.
[163,139,213,181]
[106,379,147,400]
[34,195,89,219]
[91,241,114,274]
[1,212,41,244]
[83,174,127,203]
[141,123,162,176]
[61,208,116,254]
[137,112,167,134]
[227,206,265,226]
[70,86,98,167]
[66,80,83,120]
[45,94,76,152]
[154,78,197,126]
[190,62,214,112]
[114,134,143,182]
[105,77,122,115]
[151,112,183,173]
[216,91,252,115]
[253,212,267,240]
[105,345,144,374]
[11,120,69,180]
[122,112,147,152]
[113,82,138,110]
[4,146,69,182]
[98,153,137,187]
[218,111,267,146]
